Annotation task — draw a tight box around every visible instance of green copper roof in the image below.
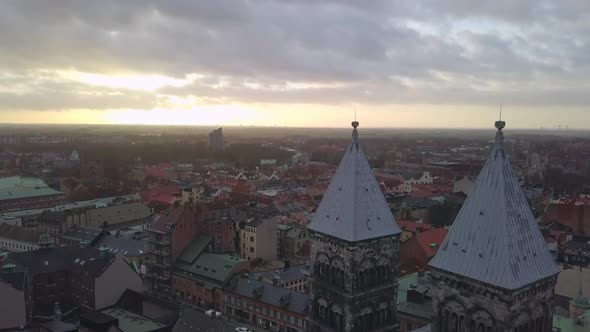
[397,272,433,319]
[174,236,247,285]
[0,176,63,201]
[552,314,575,332]
[177,236,211,265]
[571,292,590,309]
[277,224,292,231]
[101,308,165,332]
[175,253,247,284]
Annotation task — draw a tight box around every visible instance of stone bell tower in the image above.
[308,122,402,332]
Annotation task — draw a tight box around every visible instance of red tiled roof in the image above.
[144,166,168,179]
[151,204,194,232]
[139,185,181,204]
[555,197,590,205]
[415,228,448,258]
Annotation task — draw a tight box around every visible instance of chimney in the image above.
[99,246,110,256]
[53,302,62,320]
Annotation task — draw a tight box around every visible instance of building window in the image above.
[250,247,254,253]
[250,236,254,242]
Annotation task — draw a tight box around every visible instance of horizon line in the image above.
[0,122,586,132]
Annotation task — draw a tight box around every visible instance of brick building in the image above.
[544,196,590,238]
[143,204,200,297]
[0,176,65,213]
[172,236,249,309]
[200,207,245,253]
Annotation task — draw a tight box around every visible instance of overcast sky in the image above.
[1,0,589,128]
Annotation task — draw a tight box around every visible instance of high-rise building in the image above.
[307,121,402,332]
[428,120,560,331]
[208,127,224,152]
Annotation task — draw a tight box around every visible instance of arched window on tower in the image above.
[376,256,392,284]
[331,304,344,330]
[513,312,530,332]
[316,298,328,322]
[330,257,346,290]
[314,252,330,283]
[441,299,467,332]
[469,308,495,332]
[532,306,544,332]
[357,258,375,291]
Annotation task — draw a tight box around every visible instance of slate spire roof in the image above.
[429,120,559,290]
[307,121,401,242]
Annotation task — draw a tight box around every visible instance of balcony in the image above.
[144,271,171,281]
[150,249,170,256]
[144,258,170,269]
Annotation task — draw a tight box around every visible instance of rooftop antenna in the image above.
[351,109,359,144]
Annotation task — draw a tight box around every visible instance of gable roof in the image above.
[429,122,559,290]
[150,204,194,232]
[414,228,448,259]
[307,123,401,242]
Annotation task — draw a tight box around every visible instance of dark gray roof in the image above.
[400,197,441,209]
[94,234,145,257]
[412,325,432,332]
[250,264,309,284]
[429,124,559,290]
[0,271,26,291]
[308,125,401,242]
[62,225,103,243]
[2,246,114,275]
[276,202,306,214]
[172,309,221,332]
[226,278,309,314]
[40,320,77,332]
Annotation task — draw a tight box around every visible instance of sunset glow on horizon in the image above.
[1,1,590,129]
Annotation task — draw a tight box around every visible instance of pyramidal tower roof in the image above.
[308,121,401,242]
[429,120,559,290]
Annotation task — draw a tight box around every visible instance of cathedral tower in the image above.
[428,120,560,332]
[308,122,402,332]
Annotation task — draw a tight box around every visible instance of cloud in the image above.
[1,0,590,112]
